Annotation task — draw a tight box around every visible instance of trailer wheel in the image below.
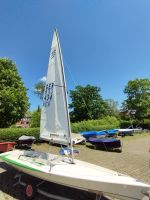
[119,142,123,153]
[25,183,37,199]
[94,145,98,150]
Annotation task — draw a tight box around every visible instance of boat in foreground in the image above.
[0,149,150,200]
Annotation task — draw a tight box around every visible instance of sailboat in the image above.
[0,29,150,200]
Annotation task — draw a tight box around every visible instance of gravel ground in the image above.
[0,133,150,200]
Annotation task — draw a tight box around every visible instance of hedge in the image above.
[0,128,40,142]
[120,119,150,130]
[2,116,149,142]
[143,119,150,129]
[0,116,120,141]
[119,120,133,128]
[71,116,120,133]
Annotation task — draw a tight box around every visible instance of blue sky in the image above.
[0,0,150,110]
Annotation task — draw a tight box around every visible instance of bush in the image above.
[119,120,132,128]
[71,116,120,133]
[0,117,120,141]
[0,128,40,142]
[143,119,150,130]
[119,118,150,129]
[30,110,41,127]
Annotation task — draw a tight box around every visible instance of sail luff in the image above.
[55,29,74,163]
[40,29,72,147]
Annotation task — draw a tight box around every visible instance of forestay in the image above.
[40,30,70,145]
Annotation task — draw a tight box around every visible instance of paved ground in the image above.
[0,133,150,200]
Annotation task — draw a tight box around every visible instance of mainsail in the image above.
[40,30,71,145]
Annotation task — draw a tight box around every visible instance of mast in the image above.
[55,29,74,164]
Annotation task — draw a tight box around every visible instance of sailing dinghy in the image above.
[0,30,150,200]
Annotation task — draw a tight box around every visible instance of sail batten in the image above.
[40,30,70,145]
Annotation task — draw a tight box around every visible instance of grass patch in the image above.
[120,131,150,141]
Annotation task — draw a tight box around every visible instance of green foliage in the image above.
[0,58,29,127]
[0,128,40,142]
[119,118,150,129]
[119,119,133,128]
[143,119,150,129]
[71,116,120,133]
[30,108,41,127]
[105,99,119,117]
[69,85,109,122]
[34,81,45,100]
[122,78,150,120]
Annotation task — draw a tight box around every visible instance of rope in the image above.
[63,57,92,119]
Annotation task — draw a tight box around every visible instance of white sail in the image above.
[40,30,70,145]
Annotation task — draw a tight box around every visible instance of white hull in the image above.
[118,129,134,132]
[0,150,150,200]
[118,129,142,132]
[40,133,85,145]
[132,128,143,133]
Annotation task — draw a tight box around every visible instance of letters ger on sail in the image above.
[40,31,70,145]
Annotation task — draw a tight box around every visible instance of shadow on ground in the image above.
[86,144,121,153]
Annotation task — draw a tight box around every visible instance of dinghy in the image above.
[0,142,16,152]
[81,130,117,140]
[0,29,150,200]
[80,130,100,139]
[106,129,118,137]
[118,129,134,136]
[88,137,121,151]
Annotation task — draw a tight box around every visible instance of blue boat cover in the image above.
[80,129,117,139]
[88,137,121,149]
[106,129,118,135]
[80,131,98,139]
[59,147,79,155]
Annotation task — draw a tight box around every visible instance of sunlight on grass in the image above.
[120,131,150,141]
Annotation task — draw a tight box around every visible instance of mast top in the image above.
[54,27,58,33]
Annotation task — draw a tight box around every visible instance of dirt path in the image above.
[0,134,150,199]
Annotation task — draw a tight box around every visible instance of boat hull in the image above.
[118,129,134,136]
[88,138,121,150]
[0,150,150,200]
[81,130,117,140]
[0,142,16,152]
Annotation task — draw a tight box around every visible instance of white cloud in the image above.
[40,76,46,82]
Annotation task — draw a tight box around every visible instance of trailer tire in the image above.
[25,183,37,200]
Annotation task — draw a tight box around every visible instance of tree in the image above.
[105,99,119,117]
[0,58,29,127]
[34,81,45,100]
[122,78,150,120]
[69,85,109,122]
[30,107,41,127]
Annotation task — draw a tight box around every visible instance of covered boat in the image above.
[81,129,117,140]
[80,131,100,140]
[118,129,134,136]
[88,137,121,151]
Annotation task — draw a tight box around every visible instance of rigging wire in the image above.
[63,57,139,176]
[63,56,124,173]
[63,54,148,178]
[63,56,92,119]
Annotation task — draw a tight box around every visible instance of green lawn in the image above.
[119,131,150,141]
